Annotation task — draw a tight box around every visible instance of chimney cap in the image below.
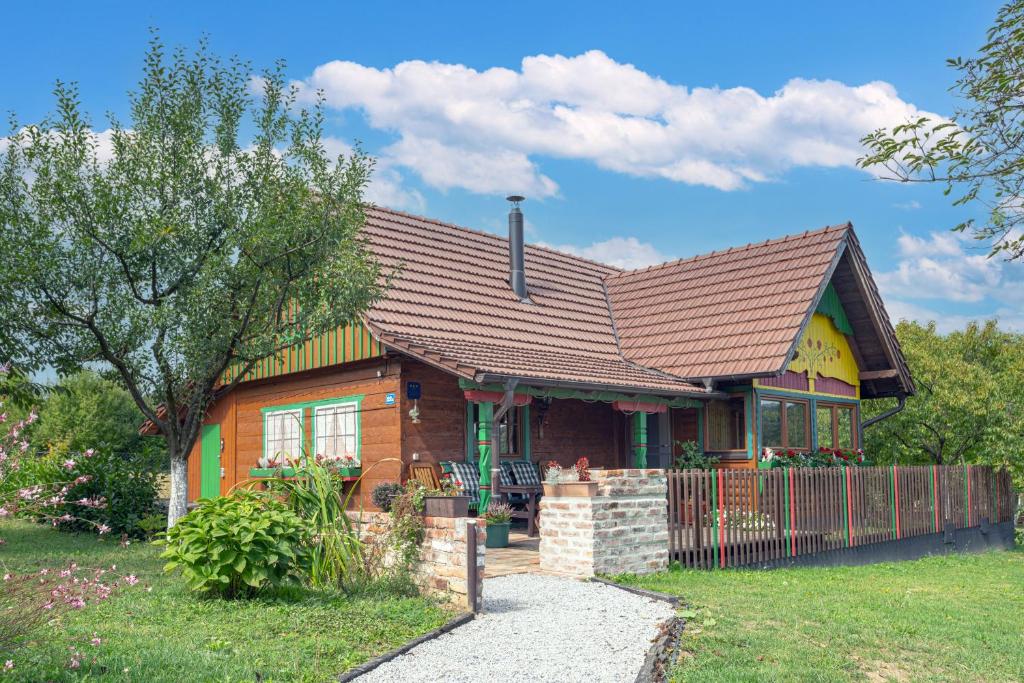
[506,195,525,206]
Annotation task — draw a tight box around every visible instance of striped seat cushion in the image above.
[448,461,480,504]
[499,461,516,487]
[511,461,542,487]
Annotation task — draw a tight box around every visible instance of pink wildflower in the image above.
[90,635,101,647]
[97,524,111,535]
[3,660,12,671]
[125,574,139,586]
[84,448,95,458]
[63,459,76,470]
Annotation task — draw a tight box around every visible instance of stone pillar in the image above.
[415,516,486,611]
[539,469,668,577]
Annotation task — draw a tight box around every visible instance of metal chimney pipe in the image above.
[507,195,528,300]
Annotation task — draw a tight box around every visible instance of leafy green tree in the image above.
[859,1,1024,260]
[0,36,382,526]
[863,321,1023,487]
[31,370,154,456]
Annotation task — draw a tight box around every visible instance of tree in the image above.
[31,370,153,455]
[859,1,1024,261]
[862,320,1023,488]
[0,35,382,526]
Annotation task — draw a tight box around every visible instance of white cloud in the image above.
[322,136,425,212]
[539,236,668,269]
[294,50,942,197]
[894,200,922,210]
[878,230,1024,331]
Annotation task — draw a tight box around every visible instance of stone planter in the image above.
[484,521,510,548]
[423,495,470,518]
[542,481,598,497]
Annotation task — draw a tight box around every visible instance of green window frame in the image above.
[261,394,364,465]
[262,408,303,464]
[312,398,362,463]
[815,402,857,450]
[760,397,809,450]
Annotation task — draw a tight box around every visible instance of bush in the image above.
[33,445,162,537]
[159,490,311,599]
[674,440,720,469]
[371,481,403,512]
[31,370,162,458]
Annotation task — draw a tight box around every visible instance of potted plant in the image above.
[422,472,471,518]
[541,458,598,497]
[483,502,513,548]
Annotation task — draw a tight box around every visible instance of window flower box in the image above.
[249,466,298,478]
[248,465,361,479]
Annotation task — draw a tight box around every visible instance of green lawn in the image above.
[0,520,452,682]
[617,548,1024,682]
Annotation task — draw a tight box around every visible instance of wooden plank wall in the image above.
[667,464,1014,569]
[187,357,402,509]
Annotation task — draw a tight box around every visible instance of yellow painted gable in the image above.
[787,312,860,395]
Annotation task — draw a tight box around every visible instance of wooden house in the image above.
[170,202,914,509]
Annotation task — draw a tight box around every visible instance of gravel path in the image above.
[357,574,675,683]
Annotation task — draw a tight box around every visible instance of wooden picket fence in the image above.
[666,465,1016,569]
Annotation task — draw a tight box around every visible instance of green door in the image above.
[200,424,221,498]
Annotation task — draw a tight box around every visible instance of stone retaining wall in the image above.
[349,511,484,611]
[540,469,668,577]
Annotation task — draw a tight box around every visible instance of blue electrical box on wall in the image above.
[406,381,421,400]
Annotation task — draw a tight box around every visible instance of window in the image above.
[816,403,857,450]
[760,397,809,450]
[706,396,746,451]
[314,402,359,461]
[264,409,302,463]
[470,404,521,456]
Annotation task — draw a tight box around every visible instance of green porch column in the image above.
[476,401,494,512]
[632,412,648,468]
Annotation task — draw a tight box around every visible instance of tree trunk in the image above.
[167,451,189,528]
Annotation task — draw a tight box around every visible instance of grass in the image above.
[616,548,1024,682]
[0,520,452,682]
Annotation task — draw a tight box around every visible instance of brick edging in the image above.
[336,611,475,682]
[588,577,680,605]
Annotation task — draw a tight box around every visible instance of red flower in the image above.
[786,449,795,456]
[455,480,463,487]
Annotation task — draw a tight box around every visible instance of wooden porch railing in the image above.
[667,465,1016,569]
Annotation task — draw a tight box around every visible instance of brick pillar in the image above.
[539,469,668,577]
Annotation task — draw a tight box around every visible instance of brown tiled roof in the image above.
[605,225,850,380]
[362,208,707,396]
[362,208,911,397]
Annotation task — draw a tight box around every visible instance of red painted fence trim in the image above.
[893,465,902,539]
[717,469,725,568]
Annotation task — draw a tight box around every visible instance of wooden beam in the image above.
[859,369,899,381]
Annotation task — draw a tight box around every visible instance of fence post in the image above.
[711,469,720,569]
[843,465,852,547]
[889,465,898,540]
[930,465,939,533]
[964,465,971,528]
[788,467,796,557]
[783,466,791,557]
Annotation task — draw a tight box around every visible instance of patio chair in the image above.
[408,463,441,490]
[446,461,481,510]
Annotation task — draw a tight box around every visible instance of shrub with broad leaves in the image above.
[159,490,311,599]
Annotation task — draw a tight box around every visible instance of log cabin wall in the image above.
[186,357,403,509]
[399,360,467,469]
[530,398,626,469]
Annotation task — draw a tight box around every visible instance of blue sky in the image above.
[3,0,1021,331]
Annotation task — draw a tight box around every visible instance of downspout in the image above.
[861,393,907,431]
[490,378,519,508]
